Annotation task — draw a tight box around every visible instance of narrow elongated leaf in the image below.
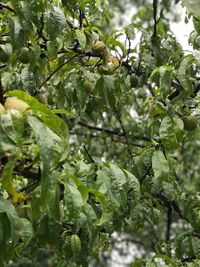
[27,116,64,172]
[1,160,26,204]
[152,150,169,180]
[76,29,86,49]
[159,116,178,151]
[64,180,84,219]
[177,55,195,92]
[18,218,33,246]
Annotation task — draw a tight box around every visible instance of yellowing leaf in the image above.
[1,160,26,204]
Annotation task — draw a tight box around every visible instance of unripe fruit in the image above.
[83,80,93,92]
[4,97,30,113]
[92,41,106,54]
[0,103,5,114]
[18,47,30,64]
[70,234,81,254]
[0,48,10,63]
[182,115,197,131]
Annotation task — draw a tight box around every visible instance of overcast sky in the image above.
[170,5,194,51]
[121,2,194,52]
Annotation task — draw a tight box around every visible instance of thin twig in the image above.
[113,107,135,166]
[70,131,145,147]
[78,121,123,136]
[0,3,16,13]
[152,0,158,38]
[83,145,95,163]
[19,180,39,193]
[39,54,78,89]
[79,9,84,28]
[0,75,4,105]
[77,121,151,141]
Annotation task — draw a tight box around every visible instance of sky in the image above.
[120,2,194,52]
[170,5,194,52]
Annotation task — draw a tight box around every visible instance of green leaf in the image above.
[27,116,65,172]
[177,55,195,92]
[47,6,66,38]
[1,160,26,204]
[68,174,89,204]
[123,169,140,199]
[0,212,11,262]
[150,65,173,99]
[95,76,116,109]
[159,116,179,151]
[75,29,87,49]
[88,188,106,203]
[152,150,169,180]
[64,180,84,219]
[21,67,36,94]
[18,218,33,246]
[0,110,24,145]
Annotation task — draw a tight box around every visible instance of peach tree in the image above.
[1,0,200,266]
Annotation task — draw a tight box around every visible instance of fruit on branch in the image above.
[4,97,30,113]
[83,80,93,92]
[0,103,5,114]
[181,115,198,131]
[18,47,30,64]
[92,41,106,55]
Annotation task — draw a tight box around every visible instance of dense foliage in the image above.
[1,0,200,266]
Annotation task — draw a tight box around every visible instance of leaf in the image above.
[150,66,173,99]
[27,116,65,172]
[182,0,200,17]
[0,110,24,145]
[177,55,195,92]
[96,163,128,208]
[68,174,89,204]
[75,29,87,49]
[88,188,106,203]
[21,67,36,94]
[95,76,116,109]
[0,212,11,262]
[18,218,33,246]
[46,181,61,220]
[152,150,169,180]
[159,116,179,151]
[1,160,26,204]
[9,16,24,48]
[7,90,51,115]
[64,180,84,219]
[47,6,66,38]
[123,169,140,199]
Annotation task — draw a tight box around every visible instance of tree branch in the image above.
[78,121,123,136]
[152,0,158,38]
[83,145,95,163]
[0,3,16,13]
[0,75,4,105]
[70,131,145,147]
[77,121,151,142]
[39,54,78,89]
